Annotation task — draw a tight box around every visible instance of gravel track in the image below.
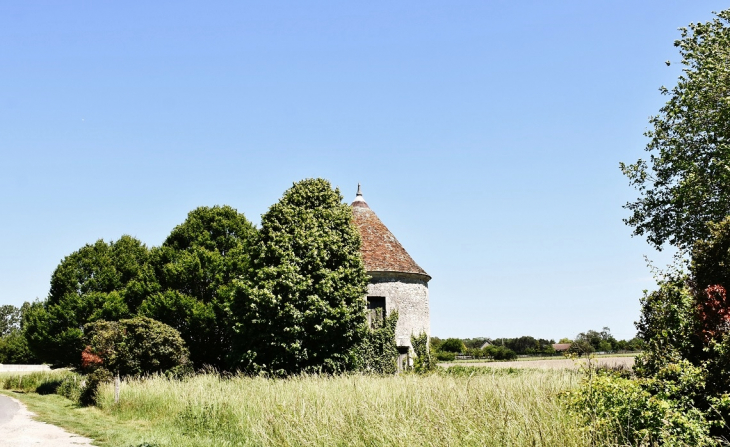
[0,394,93,447]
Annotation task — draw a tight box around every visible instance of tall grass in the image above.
[86,368,586,446]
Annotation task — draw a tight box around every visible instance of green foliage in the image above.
[429,336,443,351]
[1,370,77,394]
[0,330,37,364]
[411,332,434,373]
[56,373,83,402]
[634,273,701,378]
[621,10,730,250]
[0,304,22,336]
[434,351,455,361]
[80,367,114,406]
[141,206,255,369]
[574,327,616,352]
[564,370,717,446]
[692,217,730,290]
[491,336,555,355]
[439,338,465,353]
[0,302,37,364]
[350,311,399,374]
[229,179,369,375]
[482,345,517,360]
[24,236,159,367]
[581,215,730,441]
[461,337,489,350]
[84,317,191,377]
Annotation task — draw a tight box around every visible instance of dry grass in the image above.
[2,368,590,446]
[88,369,587,446]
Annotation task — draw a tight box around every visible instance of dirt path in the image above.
[440,356,635,370]
[0,394,93,447]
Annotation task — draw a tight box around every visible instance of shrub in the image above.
[483,345,517,360]
[564,369,716,446]
[80,368,113,406]
[411,332,435,373]
[434,351,455,361]
[440,338,465,353]
[56,373,83,402]
[84,317,191,377]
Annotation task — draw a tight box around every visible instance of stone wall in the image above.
[366,271,430,348]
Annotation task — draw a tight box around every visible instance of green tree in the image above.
[0,302,37,364]
[140,205,255,369]
[24,236,158,367]
[0,304,22,336]
[229,179,369,375]
[575,327,617,352]
[440,338,465,353]
[621,10,730,250]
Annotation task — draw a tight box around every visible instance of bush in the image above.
[56,373,82,402]
[434,351,455,361]
[483,345,517,360]
[440,338,465,353]
[411,332,435,373]
[84,317,191,377]
[564,369,716,446]
[80,368,113,406]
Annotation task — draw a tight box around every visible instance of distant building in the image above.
[552,343,571,352]
[351,185,431,370]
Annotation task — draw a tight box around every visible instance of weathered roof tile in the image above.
[351,188,429,279]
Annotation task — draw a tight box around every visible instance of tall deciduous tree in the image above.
[229,179,368,375]
[24,236,158,367]
[0,303,36,364]
[140,205,255,369]
[621,10,730,250]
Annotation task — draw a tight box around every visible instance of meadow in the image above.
[1,367,591,447]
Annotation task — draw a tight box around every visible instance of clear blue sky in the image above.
[1,2,724,341]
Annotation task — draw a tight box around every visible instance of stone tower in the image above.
[351,185,431,369]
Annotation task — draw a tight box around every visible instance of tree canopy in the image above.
[0,303,36,364]
[24,235,158,367]
[229,178,369,375]
[140,205,255,369]
[621,10,730,250]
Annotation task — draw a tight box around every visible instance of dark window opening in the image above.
[367,296,386,329]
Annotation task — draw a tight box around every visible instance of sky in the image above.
[1,2,725,341]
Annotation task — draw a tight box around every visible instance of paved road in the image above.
[0,395,19,424]
[0,394,93,446]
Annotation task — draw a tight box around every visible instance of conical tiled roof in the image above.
[351,185,430,279]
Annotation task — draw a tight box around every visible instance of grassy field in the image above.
[1,367,589,447]
[446,352,640,363]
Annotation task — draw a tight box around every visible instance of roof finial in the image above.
[351,183,369,208]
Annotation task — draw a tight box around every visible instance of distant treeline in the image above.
[430,327,644,361]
